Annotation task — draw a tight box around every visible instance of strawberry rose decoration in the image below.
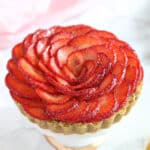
[6,25,143,123]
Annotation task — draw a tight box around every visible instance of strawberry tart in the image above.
[5,24,143,135]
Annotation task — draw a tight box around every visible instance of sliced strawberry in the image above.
[92,93,116,122]
[112,62,126,84]
[86,30,117,39]
[111,45,128,65]
[46,99,78,115]
[24,46,38,66]
[5,74,38,99]
[62,65,76,82]
[125,65,138,93]
[48,57,63,76]
[18,58,46,82]
[69,35,99,49]
[55,101,88,123]
[114,80,130,110]
[7,59,27,83]
[10,92,44,108]
[50,38,70,56]
[40,46,50,65]
[35,37,49,55]
[83,99,99,122]
[36,88,71,104]
[66,51,84,76]
[51,32,73,43]
[138,66,144,82]
[23,34,34,49]
[23,105,49,120]
[12,43,24,61]
[29,80,56,94]
[56,46,76,67]
[96,73,117,96]
[89,45,116,64]
[127,56,139,67]
[52,24,92,34]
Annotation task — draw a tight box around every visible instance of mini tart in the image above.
[5,24,144,134]
[16,82,142,134]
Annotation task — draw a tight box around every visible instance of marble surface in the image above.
[0,0,150,149]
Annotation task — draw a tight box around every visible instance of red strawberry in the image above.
[69,35,100,49]
[46,99,78,116]
[35,37,49,55]
[93,93,116,122]
[63,24,91,32]
[23,105,49,120]
[55,101,88,123]
[62,65,76,82]
[48,57,63,76]
[18,58,46,82]
[50,38,70,56]
[40,46,51,67]
[138,66,144,82]
[96,73,117,96]
[5,74,38,99]
[111,45,128,65]
[7,59,27,83]
[24,47,38,66]
[56,46,76,67]
[10,92,44,108]
[83,99,99,122]
[114,80,130,110]
[90,45,116,64]
[86,30,116,39]
[125,65,138,93]
[66,51,84,76]
[36,88,71,104]
[12,43,24,61]
[51,32,73,43]
[112,62,126,84]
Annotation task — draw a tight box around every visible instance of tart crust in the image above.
[16,83,142,134]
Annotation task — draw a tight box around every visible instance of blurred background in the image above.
[0,0,150,149]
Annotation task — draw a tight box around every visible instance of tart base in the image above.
[16,83,142,135]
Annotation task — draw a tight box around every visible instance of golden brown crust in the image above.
[16,83,143,134]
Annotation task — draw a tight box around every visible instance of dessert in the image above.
[5,25,143,137]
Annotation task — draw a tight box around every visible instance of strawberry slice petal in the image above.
[7,59,27,83]
[83,99,99,122]
[46,99,78,116]
[112,62,126,84]
[67,51,84,76]
[12,43,24,61]
[36,88,71,104]
[50,38,70,56]
[23,34,34,49]
[51,32,73,43]
[24,46,38,66]
[93,93,116,122]
[56,46,76,67]
[5,74,38,99]
[96,73,117,95]
[69,35,100,49]
[114,80,130,110]
[55,101,88,123]
[23,105,49,120]
[18,58,46,82]
[86,30,117,39]
[125,65,138,93]
[48,57,63,76]
[35,37,49,55]
[10,92,44,108]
